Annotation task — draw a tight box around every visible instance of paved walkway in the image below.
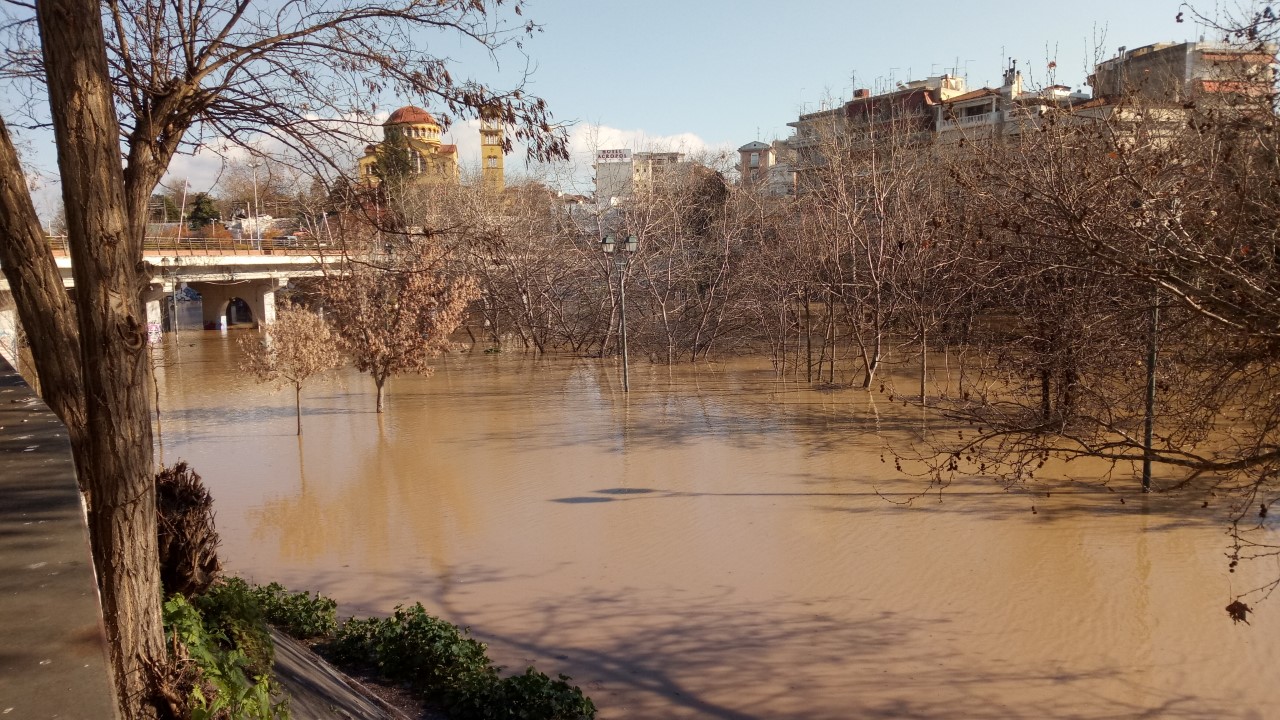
[0,359,117,719]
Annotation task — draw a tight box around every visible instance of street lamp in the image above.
[602,234,638,392]
[160,257,179,341]
[249,158,262,251]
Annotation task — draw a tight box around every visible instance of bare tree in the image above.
[239,304,342,435]
[450,179,603,353]
[922,47,1280,610]
[783,100,947,388]
[323,229,478,412]
[6,2,165,714]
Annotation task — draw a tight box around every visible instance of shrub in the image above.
[156,462,221,598]
[326,603,492,691]
[446,668,597,720]
[324,603,595,719]
[163,594,287,719]
[246,581,338,639]
[192,578,274,676]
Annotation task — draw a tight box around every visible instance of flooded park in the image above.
[151,314,1278,719]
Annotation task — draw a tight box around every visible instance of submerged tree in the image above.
[920,40,1280,610]
[324,237,478,413]
[239,305,342,435]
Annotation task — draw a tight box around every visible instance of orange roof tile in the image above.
[385,106,438,126]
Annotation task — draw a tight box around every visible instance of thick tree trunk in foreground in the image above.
[37,0,165,716]
[0,120,87,453]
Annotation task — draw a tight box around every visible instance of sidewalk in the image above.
[0,359,117,718]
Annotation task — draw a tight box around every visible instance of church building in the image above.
[358,106,459,183]
[358,105,506,192]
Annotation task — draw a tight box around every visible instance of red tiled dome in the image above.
[384,106,438,126]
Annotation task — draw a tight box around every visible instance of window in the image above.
[749,152,760,168]
[487,157,498,168]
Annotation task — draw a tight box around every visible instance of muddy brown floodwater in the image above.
[153,326,1277,720]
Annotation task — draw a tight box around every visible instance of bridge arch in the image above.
[188,280,282,331]
[224,297,254,327]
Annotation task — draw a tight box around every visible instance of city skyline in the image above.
[10,0,1212,215]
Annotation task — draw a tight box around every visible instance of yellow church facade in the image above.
[358,105,505,192]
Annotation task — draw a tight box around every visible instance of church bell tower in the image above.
[480,118,505,193]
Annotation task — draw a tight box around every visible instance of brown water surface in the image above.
[154,328,1277,719]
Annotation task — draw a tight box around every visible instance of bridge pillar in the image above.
[142,287,170,344]
[194,283,232,330]
[245,278,287,328]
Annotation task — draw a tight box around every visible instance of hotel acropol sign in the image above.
[596,149,632,163]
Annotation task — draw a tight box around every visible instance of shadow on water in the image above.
[549,475,1229,535]
[276,564,1222,720]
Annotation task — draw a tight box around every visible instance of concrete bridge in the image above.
[1,237,342,363]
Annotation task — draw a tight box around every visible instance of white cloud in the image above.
[153,118,727,199]
[160,111,386,194]
[446,122,728,194]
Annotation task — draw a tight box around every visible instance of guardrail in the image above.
[44,236,336,257]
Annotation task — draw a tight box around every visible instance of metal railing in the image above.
[44,236,336,257]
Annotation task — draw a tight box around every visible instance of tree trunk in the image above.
[804,292,813,383]
[37,0,165,716]
[919,323,927,404]
[295,383,303,436]
[829,303,839,385]
[1040,369,1052,422]
[376,376,386,413]
[0,119,87,454]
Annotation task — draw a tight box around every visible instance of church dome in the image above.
[385,106,438,126]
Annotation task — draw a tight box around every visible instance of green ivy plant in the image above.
[163,594,287,719]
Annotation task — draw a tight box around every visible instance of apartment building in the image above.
[738,140,796,196]
[593,150,687,207]
[1089,40,1278,105]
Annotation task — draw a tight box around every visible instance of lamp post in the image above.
[602,234,638,392]
[249,158,262,251]
[161,257,179,341]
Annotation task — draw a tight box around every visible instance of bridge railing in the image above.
[44,236,338,257]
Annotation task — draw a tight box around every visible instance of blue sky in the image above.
[12,0,1209,215]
